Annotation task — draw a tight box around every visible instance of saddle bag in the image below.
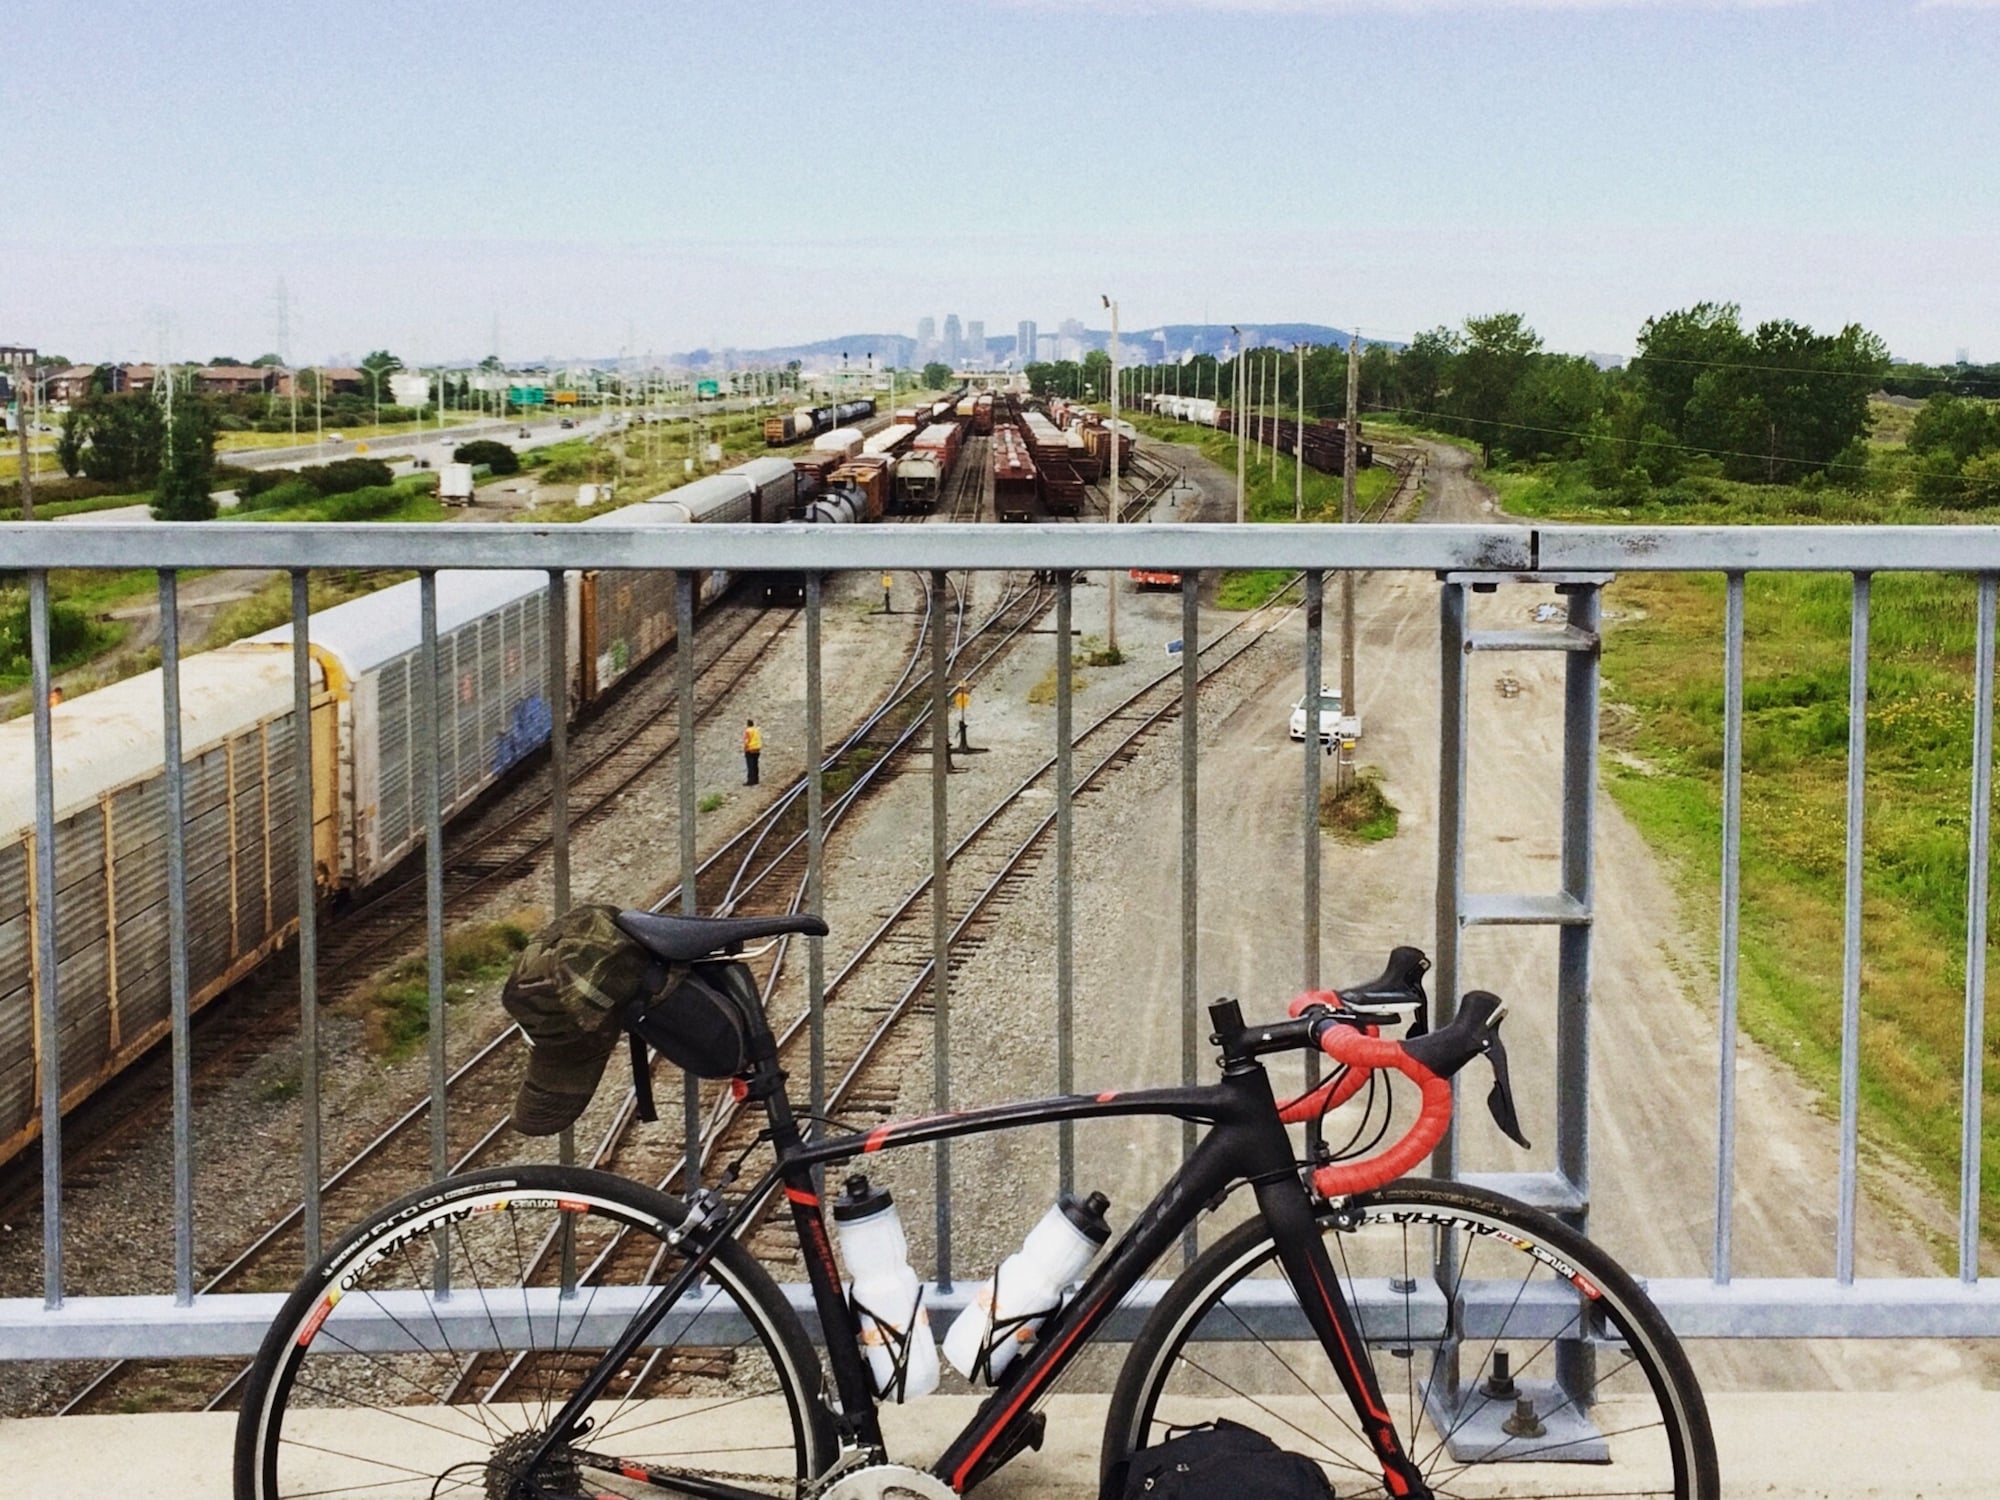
[627,959,759,1080]
[1118,1419,1336,1499]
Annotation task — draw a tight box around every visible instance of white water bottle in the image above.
[832,1175,939,1401]
[942,1190,1111,1384]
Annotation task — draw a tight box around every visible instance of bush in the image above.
[298,457,395,495]
[453,439,519,475]
[238,478,319,511]
[0,596,98,678]
[1961,452,2000,509]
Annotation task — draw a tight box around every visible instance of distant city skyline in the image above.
[5,1,1993,364]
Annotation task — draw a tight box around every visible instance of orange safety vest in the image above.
[743,725,762,753]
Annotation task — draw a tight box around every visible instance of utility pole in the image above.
[1231,328,1245,524]
[1104,294,1120,658]
[1341,333,1360,789]
[1294,344,1305,521]
[1267,351,1277,483]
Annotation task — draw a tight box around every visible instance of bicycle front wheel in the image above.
[1105,1179,1717,1499]
[234,1164,835,1500]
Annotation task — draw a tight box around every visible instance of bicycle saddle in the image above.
[616,909,828,964]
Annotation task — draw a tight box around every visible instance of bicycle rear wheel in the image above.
[234,1164,835,1500]
[1105,1179,1717,1498]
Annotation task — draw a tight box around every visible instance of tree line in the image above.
[1117,304,2000,503]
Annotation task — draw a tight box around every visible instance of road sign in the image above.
[696,380,720,399]
[1165,639,1184,655]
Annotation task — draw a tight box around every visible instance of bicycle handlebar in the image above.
[1271,984,1528,1200]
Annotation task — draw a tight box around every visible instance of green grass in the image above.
[1214,569,1295,611]
[1321,770,1399,843]
[351,916,538,1060]
[698,791,726,814]
[0,490,154,522]
[1487,471,2000,1237]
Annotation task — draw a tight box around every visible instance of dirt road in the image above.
[898,438,1991,1395]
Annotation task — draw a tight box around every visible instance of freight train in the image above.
[1143,393,1373,474]
[763,398,878,446]
[0,454,817,1169]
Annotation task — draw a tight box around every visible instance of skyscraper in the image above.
[917,317,936,359]
[942,314,962,366]
[1057,318,1086,362]
[1016,319,1037,367]
[965,321,984,367]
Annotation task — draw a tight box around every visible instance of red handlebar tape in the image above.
[1274,991,1452,1199]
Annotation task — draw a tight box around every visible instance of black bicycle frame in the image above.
[527,1015,1430,1499]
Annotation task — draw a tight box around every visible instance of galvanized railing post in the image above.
[1303,570,1324,1112]
[807,572,826,1136]
[1557,581,1600,1219]
[159,570,196,1305]
[29,571,63,1310]
[291,570,322,1262]
[1056,573,1075,1196]
[677,572,699,1198]
[1433,580,1469,1179]
[1181,572,1200,1264]
[1837,572,1871,1284]
[1962,574,1996,1284]
[1714,573,1745,1285]
[930,569,953,1289]
[547,570,575,1294]
[419,572,448,1219]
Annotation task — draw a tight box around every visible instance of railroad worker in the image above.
[47,685,63,708]
[743,717,762,786]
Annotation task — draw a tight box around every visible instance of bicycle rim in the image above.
[235,1166,830,1500]
[1108,1181,1717,1499]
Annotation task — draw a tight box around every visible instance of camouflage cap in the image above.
[502,904,664,1135]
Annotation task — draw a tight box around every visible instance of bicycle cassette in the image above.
[815,1464,956,1500]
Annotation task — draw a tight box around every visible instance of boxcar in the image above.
[253,571,552,889]
[0,643,338,1164]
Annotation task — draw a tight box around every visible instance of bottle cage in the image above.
[847,1284,929,1403]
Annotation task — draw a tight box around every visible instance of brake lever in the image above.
[1483,1025,1531,1150]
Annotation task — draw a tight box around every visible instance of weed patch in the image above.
[349,915,538,1060]
[1321,771,1399,842]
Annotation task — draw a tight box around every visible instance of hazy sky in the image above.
[5,0,1995,365]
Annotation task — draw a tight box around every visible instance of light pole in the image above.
[1102,293,1120,658]
[1231,327,1245,524]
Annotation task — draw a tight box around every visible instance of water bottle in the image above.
[832,1175,939,1401]
[942,1190,1111,1384]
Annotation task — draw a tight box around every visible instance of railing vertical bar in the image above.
[1714,573,1745,1285]
[30,572,63,1310]
[1302,570,1324,1106]
[158,571,196,1305]
[1961,574,1996,1284]
[1434,581,1468,1180]
[547,572,571,918]
[291,570,322,1262]
[419,572,448,1199]
[1056,572,1075,1197]
[1181,572,1200,1265]
[1836,572,1870,1285]
[677,572,699,1199]
[807,572,826,1136]
[930,570,953,1289]
[546,570,575,1296]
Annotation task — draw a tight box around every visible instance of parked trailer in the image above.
[437,462,477,505]
[992,425,1040,522]
[0,644,340,1166]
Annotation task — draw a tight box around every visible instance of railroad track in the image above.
[60,571,1053,1417]
[0,599,794,1238]
[943,435,990,523]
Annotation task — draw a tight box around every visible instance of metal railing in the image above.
[3,520,2000,1360]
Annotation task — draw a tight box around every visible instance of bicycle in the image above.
[235,912,1718,1499]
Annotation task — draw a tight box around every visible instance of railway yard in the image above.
[3,399,1992,1432]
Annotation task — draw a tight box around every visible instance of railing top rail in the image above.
[8,522,2000,573]
[0,521,1529,571]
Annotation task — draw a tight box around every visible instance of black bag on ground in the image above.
[1118,1419,1336,1499]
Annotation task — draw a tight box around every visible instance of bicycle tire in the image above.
[234,1164,836,1500]
[1104,1178,1718,1499]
